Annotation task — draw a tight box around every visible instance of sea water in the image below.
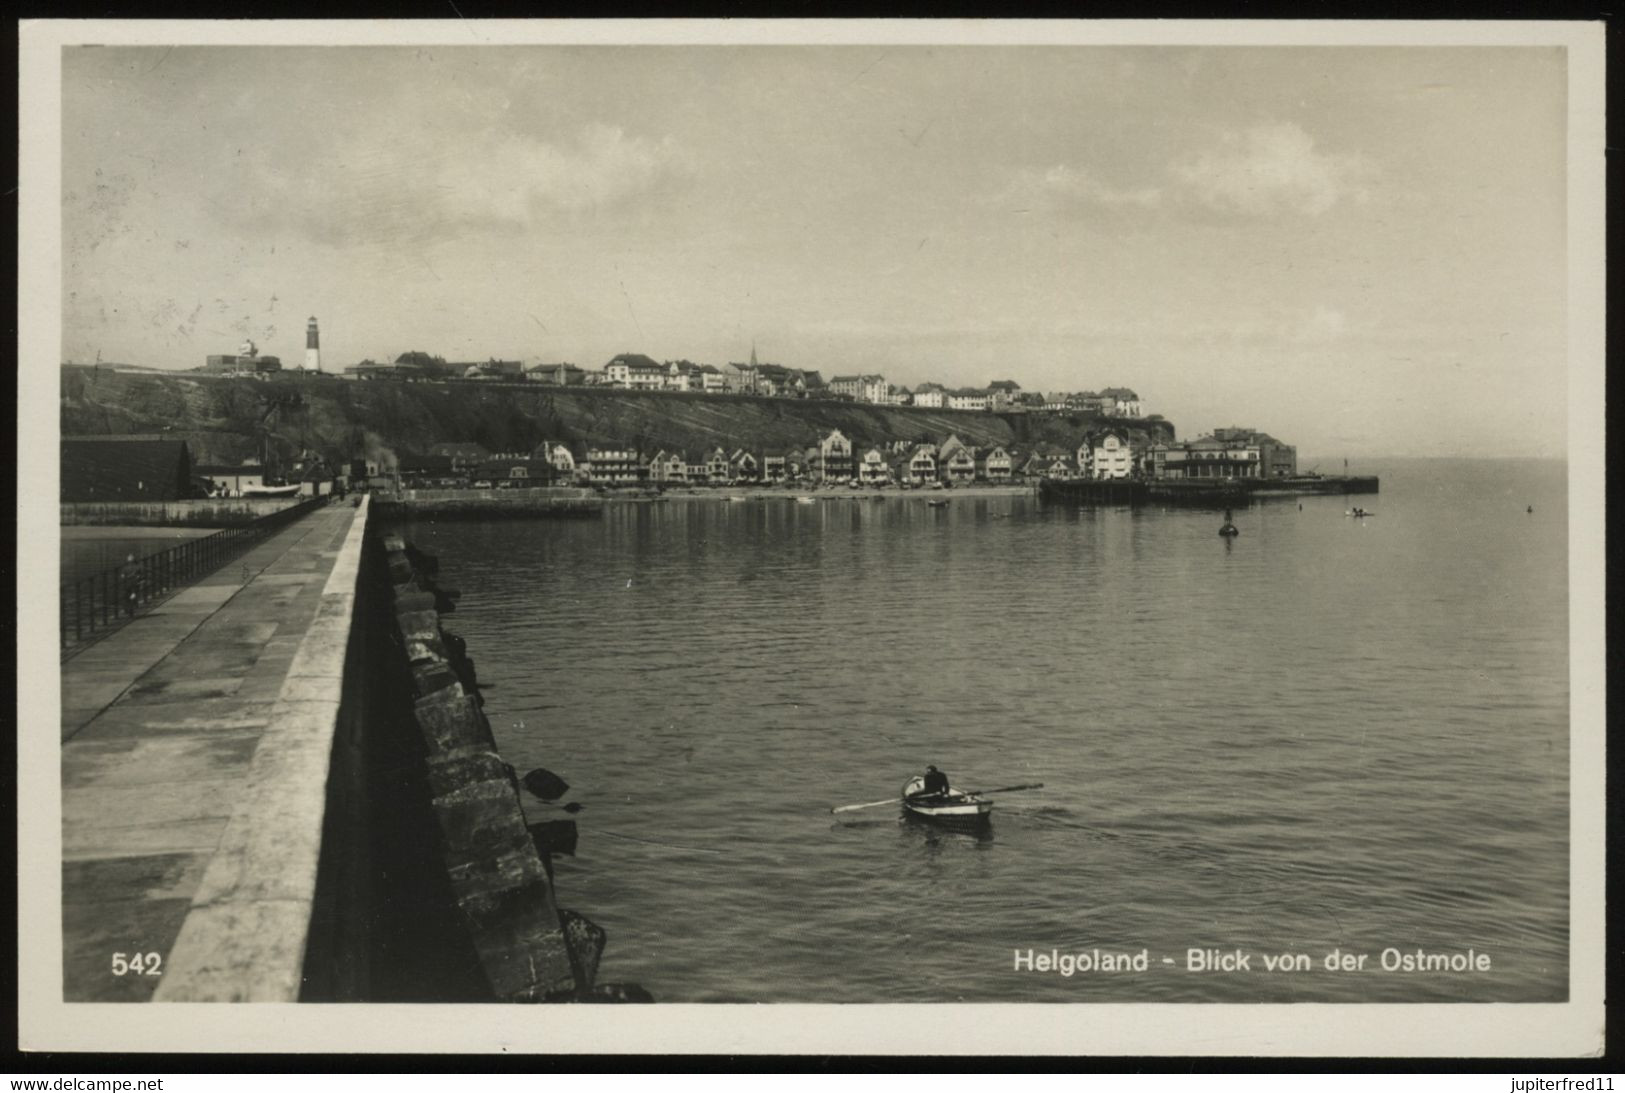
[396,457,1569,1002]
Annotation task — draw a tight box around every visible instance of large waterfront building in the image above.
[582,444,645,484]
[1149,428,1296,480]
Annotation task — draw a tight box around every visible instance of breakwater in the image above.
[1040,474,1380,506]
[372,487,603,520]
[61,498,306,527]
[60,493,643,1002]
[374,529,647,1001]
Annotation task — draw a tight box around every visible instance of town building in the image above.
[582,445,644,484]
[1091,432,1132,479]
[911,382,948,409]
[1211,427,1296,477]
[470,458,547,488]
[977,446,1013,482]
[529,441,578,477]
[986,380,1022,411]
[647,450,687,483]
[1100,387,1142,417]
[728,450,759,481]
[604,353,667,390]
[397,454,458,487]
[393,351,458,379]
[1151,428,1295,480]
[526,362,589,386]
[814,429,854,481]
[901,443,938,484]
[428,442,492,471]
[61,436,195,502]
[828,374,889,403]
[703,447,731,485]
[454,359,524,381]
[856,447,890,484]
[203,339,283,375]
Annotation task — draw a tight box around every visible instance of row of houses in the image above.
[402,428,1200,488]
[337,348,1147,418]
[60,423,1295,503]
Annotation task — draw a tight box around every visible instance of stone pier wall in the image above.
[62,499,306,527]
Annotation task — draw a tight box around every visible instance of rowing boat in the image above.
[901,775,992,824]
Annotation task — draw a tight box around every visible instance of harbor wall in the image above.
[152,497,639,1001]
[61,498,306,527]
[372,486,603,519]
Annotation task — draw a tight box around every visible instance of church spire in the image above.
[749,341,758,369]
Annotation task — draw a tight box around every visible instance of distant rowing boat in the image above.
[900,776,992,825]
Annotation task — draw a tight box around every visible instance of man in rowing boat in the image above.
[911,764,951,802]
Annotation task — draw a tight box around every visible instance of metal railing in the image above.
[61,495,328,652]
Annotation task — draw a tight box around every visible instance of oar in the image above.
[830,795,904,814]
[962,782,1045,796]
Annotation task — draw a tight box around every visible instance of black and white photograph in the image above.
[18,19,1605,1056]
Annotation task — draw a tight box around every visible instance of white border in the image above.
[18,19,1606,1057]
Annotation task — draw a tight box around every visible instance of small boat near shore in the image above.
[1345,508,1376,518]
[900,776,992,825]
[795,496,816,504]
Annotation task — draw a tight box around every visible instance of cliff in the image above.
[59,367,1175,468]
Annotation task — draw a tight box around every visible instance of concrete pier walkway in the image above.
[60,498,367,1001]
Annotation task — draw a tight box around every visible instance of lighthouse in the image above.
[304,316,321,372]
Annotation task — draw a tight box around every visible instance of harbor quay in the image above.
[59,496,633,1002]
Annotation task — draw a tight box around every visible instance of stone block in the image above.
[444,840,550,897]
[394,609,441,641]
[412,692,491,752]
[410,659,462,700]
[386,552,415,583]
[425,745,512,797]
[431,778,533,860]
[393,591,438,614]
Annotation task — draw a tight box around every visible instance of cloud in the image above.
[218,123,691,246]
[995,164,1163,214]
[434,123,692,223]
[998,122,1374,221]
[1172,123,1374,217]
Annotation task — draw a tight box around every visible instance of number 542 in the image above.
[111,952,162,976]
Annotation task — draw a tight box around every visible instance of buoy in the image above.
[1218,508,1239,537]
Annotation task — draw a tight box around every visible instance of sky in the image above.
[60,44,1570,459]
